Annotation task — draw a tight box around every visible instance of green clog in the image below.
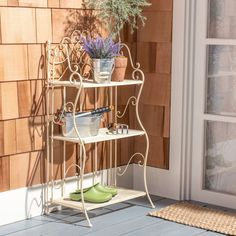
[74,186,90,193]
[94,183,118,197]
[75,183,118,197]
[70,186,112,203]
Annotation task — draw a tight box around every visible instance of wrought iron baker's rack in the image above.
[45,30,154,227]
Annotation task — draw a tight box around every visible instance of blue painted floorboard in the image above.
[0,197,228,236]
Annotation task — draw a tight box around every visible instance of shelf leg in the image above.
[109,87,113,186]
[80,143,92,227]
[133,72,155,209]
[94,87,98,185]
[143,132,155,209]
[114,86,118,187]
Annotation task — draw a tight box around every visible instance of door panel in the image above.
[204,121,236,195]
[208,0,236,39]
[191,0,236,208]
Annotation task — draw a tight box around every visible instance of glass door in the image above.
[191,0,236,208]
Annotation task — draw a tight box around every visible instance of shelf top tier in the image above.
[52,128,145,144]
[48,79,143,88]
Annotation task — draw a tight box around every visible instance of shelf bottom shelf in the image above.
[52,188,146,211]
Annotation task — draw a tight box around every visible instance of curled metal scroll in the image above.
[53,163,81,190]
[47,30,92,84]
[65,163,81,179]
[120,43,141,72]
[116,96,137,119]
[117,153,144,176]
[52,102,74,125]
[118,43,155,208]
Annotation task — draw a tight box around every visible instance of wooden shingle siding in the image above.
[140,74,171,106]
[17,81,32,117]
[9,151,43,189]
[59,0,83,9]
[0,7,36,43]
[7,0,47,7]
[51,9,69,43]
[135,0,172,168]
[36,9,52,43]
[16,118,33,153]
[0,1,7,6]
[0,120,16,156]
[146,0,173,11]
[0,45,28,81]
[0,156,10,191]
[137,12,172,43]
[0,82,19,120]
[30,80,45,116]
[27,44,45,80]
[0,0,172,191]
[48,0,59,8]
[18,0,47,7]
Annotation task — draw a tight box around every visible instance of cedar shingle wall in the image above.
[135,0,172,168]
[0,0,172,192]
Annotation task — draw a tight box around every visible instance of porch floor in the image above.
[0,196,226,236]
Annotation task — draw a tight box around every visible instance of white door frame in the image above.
[190,0,236,209]
[134,0,191,200]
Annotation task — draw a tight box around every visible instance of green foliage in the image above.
[84,0,151,40]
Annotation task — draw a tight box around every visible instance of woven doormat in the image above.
[149,201,236,235]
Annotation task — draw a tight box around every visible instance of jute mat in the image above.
[149,201,236,235]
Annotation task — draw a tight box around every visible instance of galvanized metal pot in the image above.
[92,58,114,83]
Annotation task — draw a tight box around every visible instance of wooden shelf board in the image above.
[48,79,143,88]
[52,188,146,211]
[51,128,145,144]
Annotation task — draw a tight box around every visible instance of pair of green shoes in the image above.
[70,183,118,203]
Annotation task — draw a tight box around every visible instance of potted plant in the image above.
[85,0,151,82]
[82,36,120,83]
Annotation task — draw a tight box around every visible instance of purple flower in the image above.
[82,36,121,59]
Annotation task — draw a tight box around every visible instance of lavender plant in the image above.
[82,36,120,59]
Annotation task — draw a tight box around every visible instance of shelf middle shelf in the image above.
[51,128,145,144]
[48,79,143,88]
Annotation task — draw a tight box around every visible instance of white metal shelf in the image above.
[52,188,146,211]
[48,79,143,88]
[46,34,154,227]
[52,128,145,144]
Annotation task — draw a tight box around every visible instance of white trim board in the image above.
[142,0,187,200]
[133,165,181,200]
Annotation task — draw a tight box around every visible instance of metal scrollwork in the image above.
[52,102,75,125]
[116,96,137,119]
[53,163,81,190]
[47,30,92,85]
[120,43,141,72]
[117,153,145,176]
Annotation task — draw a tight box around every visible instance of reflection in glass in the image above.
[207,45,236,115]
[208,0,236,39]
[205,121,236,195]
[208,45,236,75]
[207,76,236,115]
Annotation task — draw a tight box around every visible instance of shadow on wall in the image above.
[64,4,102,37]
[24,6,106,217]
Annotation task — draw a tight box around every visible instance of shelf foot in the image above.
[146,193,155,209]
[83,210,92,227]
